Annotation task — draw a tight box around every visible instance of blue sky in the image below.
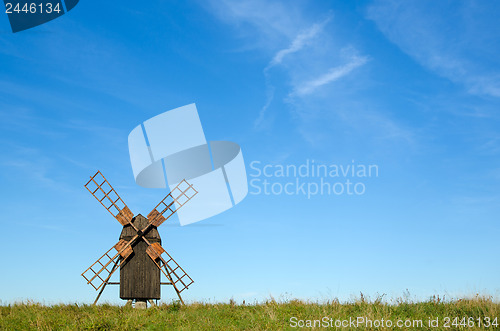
[1,0,499,305]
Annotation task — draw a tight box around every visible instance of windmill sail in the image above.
[82,238,136,290]
[146,243,194,293]
[147,179,198,227]
[85,171,134,226]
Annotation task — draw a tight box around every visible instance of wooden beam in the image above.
[93,263,118,305]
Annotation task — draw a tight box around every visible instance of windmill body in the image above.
[119,214,161,301]
[81,171,197,306]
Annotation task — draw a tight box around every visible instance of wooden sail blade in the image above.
[85,170,134,226]
[146,179,198,228]
[114,239,133,260]
[146,243,194,293]
[146,242,165,261]
[81,237,137,290]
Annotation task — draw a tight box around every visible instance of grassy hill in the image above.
[0,295,498,330]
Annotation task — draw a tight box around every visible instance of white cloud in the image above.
[254,84,274,129]
[204,0,304,47]
[366,0,500,98]
[251,14,370,129]
[292,55,369,96]
[254,16,333,129]
[268,17,331,68]
[204,1,402,148]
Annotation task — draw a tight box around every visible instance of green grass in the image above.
[0,295,498,330]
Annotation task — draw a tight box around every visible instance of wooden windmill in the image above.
[81,170,198,307]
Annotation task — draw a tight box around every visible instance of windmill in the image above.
[81,170,198,307]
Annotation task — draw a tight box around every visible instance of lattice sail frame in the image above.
[82,244,122,290]
[146,243,194,292]
[147,179,198,227]
[82,171,198,293]
[84,171,134,226]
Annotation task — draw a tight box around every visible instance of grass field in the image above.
[0,295,498,330]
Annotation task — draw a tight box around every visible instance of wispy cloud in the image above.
[254,84,274,129]
[291,55,369,96]
[205,1,410,151]
[0,153,60,188]
[254,16,333,129]
[254,15,370,130]
[204,0,304,47]
[267,17,331,69]
[366,0,500,98]
[293,98,415,150]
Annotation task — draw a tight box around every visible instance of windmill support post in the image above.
[94,281,184,307]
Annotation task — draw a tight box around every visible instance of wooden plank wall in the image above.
[119,214,161,300]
